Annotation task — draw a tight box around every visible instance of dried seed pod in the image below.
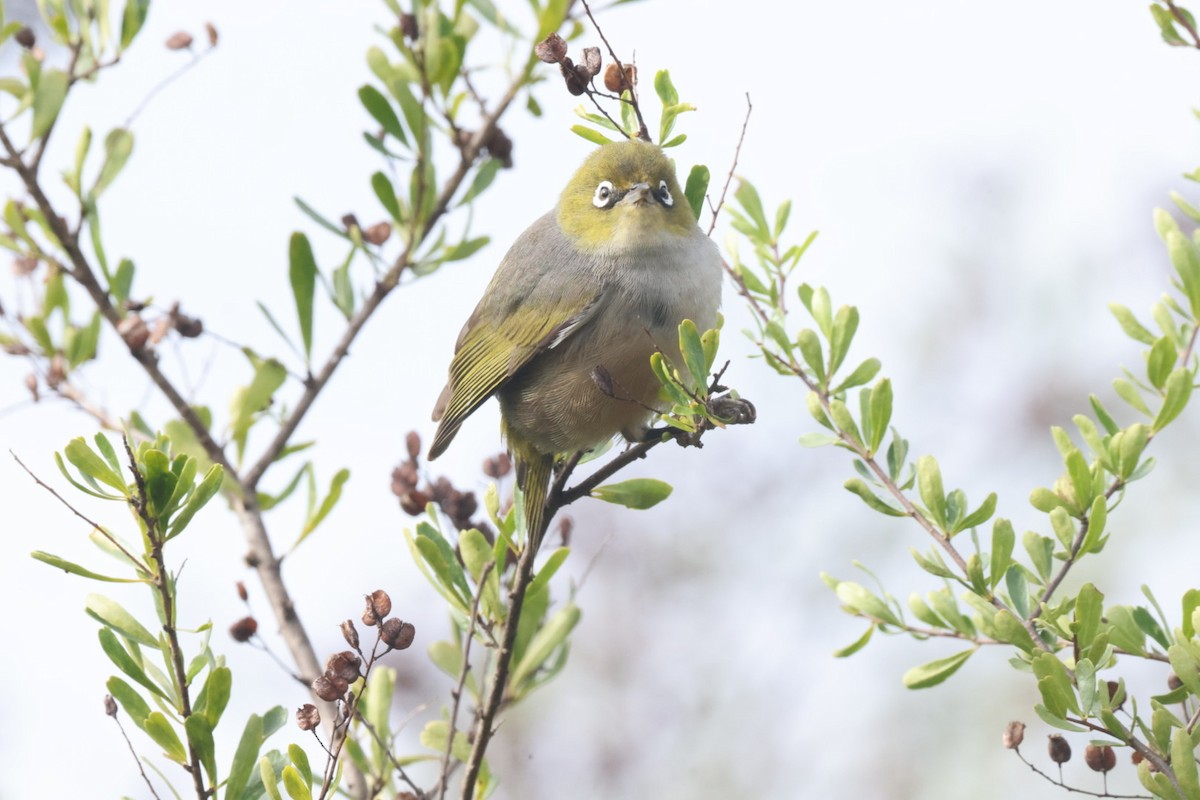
[15,27,35,49]
[483,126,513,169]
[340,619,360,650]
[560,60,587,96]
[12,256,37,275]
[341,213,360,231]
[366,589,392,621]
[405,431,421,461]
[165,31,194,50]
[1048,734,1072,764]
[236,582,248,602]
[229,616,258,642]
[117,314,150,352]
[45,355,66,389]
[1002,721,1025,750]
[205,22,219,46]
[1168,672,1183,691]
[104,694,118,716]
[535,33,568,63]
[325,651,362,683]
[391,461,419,495]
[580,46,602,77]
[311,674,347,702]
[363,221,392,246]
[1131,751,1145,766]
[399,13,418,40]
[1105,680,1123,711]
[399,489,429,516]
[1085,744,1116,773]
[381,618,416,650]
[482,452,512,479]
[558,515,574,547]
[24,372,38,401]
[296,703,321,731]
[603,62,636,93]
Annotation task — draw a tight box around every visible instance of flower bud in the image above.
[325,651,362,683]
[1048,734,1072,764]
[104,694,118,716]
[1085,744,1116,773]
[1002,721,1025,750]
[296,703,321,731]
[381,618,416,650]
[535,33,568,63]
[165,31,194,50]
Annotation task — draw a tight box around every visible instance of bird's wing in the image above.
[428,215,605,459]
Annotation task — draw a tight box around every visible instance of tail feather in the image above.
[519,452,555,552]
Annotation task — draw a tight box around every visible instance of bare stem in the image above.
[109,709,164,800]
[1010,747,1150,799]
[707,93,752,236]
[579,0,650,141]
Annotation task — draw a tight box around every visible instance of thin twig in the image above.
[109,710,164,800]
[356,712,428,798]
[438,562,494,800]
[578,0,650,141]
[9,449,147,572]
[1010,747,1150,799]
[707,93,752,236]
[124,48,217,128]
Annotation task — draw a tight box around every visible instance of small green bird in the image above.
[429,139,722,544]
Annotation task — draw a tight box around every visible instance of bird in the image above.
[428,139,722,546]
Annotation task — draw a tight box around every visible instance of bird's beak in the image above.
[618,182,652,207]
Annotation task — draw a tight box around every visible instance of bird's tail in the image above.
[519,451,555,552]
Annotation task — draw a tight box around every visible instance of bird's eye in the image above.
[656,179,674,207]
[593,181,615,208]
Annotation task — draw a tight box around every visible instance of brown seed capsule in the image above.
[45,355,66,389]
[405,431,421,461]
[1002,720,1025,749]
[399,489,429,516]
[340,619,360,650]
[399,13,418,40]
[1168,672,1183,691]
[363,221,392,246]
[104,694,118,716]
[229,616,258,643]
[24,372,38,401]
[366,589,392,622]
[560,60,587,96]
[311,674,348,702]
[391,461,419,495]
[325,650,362,683]
[1131,751,1145,766]
[1105,680,1123,711]
[483,126,513,169]
[1085,744,1116,773]
[381,618,416,650]
[603,62,636,93]
[482,452,512,479]
[117,314,150,352]
[12,256,37,275]
[15,27,35,49]
[296,703,320,731]
[558,515,574,546]
[341,213,360,231]
[165,31,194,50]
[535,33,568,64]
[205,22,219,46]
[235,581,248,602]
[1048,734,1072,764]
[580,46,601,77]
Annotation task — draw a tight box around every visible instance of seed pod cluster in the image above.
[391,431,492,534]
[534,33,629,99]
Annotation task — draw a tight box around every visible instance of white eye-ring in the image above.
[656,179,674,207]
[593,180,615,208]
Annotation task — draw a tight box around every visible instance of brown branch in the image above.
[122,437,209,800]
[1166,0,1200,47]
[438,562,493,800]
[707,93,752,236]
[579,0,650,141]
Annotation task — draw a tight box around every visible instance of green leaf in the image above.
[1074,583,1103,652]
[678,319,707,392]
[145,712,188,763]
[843,478,905,517]
[1168,643,1200,697]
[167,464,224,540]
[1172,726,1200,800]
[833,358,882,393]
[988,518,1015,591]
[371,170,401,222]
[510,603,581,689]
[1023,530,1054,581]
[225,714,264,800]
[229,358,287,460]
[1154,367,1193,431]
[120,0,150,48]
[64,436,128,493]
[865,378,892,453]
[358,84,408,145]
[106,676,151,728]
[198,666,232,727]
[288,743,312,788]
[590,478,672,510]
[92,128,134,197]
[832,626,873,658]
[1167,230,1200,316]
[1034,703,1088,732]
[460,157,502,206]
[185,714,218,785]
[98,628,168,700]
[570,125,614,146]
[1109,303,1156,344]
[281,765,313,800]
[288,233,317,361]
[902,649,974,689]
[31,551,140,582]
[296,468,350,545]
[30,68,67,140]
[915,455,947,528]
[835,582,901,627]
[86,593,158,646]
[260,756,283,800]
[957,492,997,533]
[1032,652,1079,717]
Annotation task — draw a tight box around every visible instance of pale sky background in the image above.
[2,1,1200,798]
